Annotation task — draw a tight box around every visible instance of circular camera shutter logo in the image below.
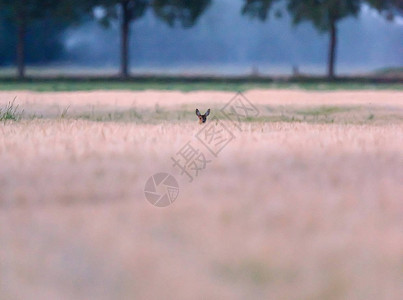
[144,172,179,207]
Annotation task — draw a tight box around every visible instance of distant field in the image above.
[0,78,402,92]
[0,90,402,299]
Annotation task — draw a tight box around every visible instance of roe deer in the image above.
[195,108,210,124]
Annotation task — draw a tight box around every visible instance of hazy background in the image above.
[1,0,402,76]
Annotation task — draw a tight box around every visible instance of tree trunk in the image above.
[120,0,130,78]
[17,21,26,79]
[327,21,337,79]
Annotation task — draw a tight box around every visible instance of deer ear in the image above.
[196,109,201,116]
[205,109,210,116]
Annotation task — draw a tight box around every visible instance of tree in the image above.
[288,0,403,79]
[287,0,363,79]
[96,0,211,78]
[0,0,52,78]
[95,0,148,78]
[0,0,91,78]
[242,1,398,79]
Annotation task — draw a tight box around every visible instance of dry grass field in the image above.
[0,89,402,300]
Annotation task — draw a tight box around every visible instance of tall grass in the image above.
[0,97,23,121]
[0,90,402,299]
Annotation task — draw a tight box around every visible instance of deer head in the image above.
[195,108,210,124]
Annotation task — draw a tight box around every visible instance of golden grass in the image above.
[0,90,402,300]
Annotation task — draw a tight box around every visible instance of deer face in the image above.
[195,108,210,124]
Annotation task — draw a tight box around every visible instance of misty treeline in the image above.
[0,0,401,79]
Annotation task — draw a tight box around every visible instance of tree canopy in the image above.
[287,0,361,31]
[365,0,403,20]
[153,0,211,28]
[242,0,281,21]
[93,0,149,27]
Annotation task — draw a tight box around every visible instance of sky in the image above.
[62,0,403,76]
